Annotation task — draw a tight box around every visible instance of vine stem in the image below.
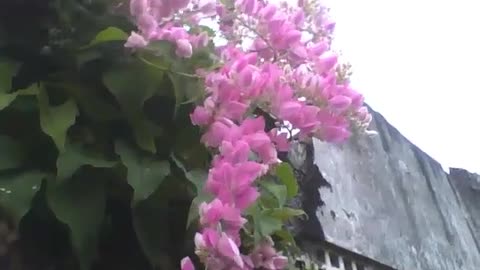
[235,15,278,62]
[138,55,201,79]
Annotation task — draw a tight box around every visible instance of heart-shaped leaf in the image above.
[56,142,117,182]
[37,86,78,152]
[103,62,165,153]
[0,59,20,93]
[85,26,128,48]
[115,140,170,204]
[47,168,107,270]
[260,181,287,207]
[275,163,298,199]
[0,135,25,171]
[0,171,47,223]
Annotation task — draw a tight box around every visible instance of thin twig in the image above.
[236,16,278,62]
[138,56,201,79]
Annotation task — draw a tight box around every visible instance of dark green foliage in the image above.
[0,1,306,269]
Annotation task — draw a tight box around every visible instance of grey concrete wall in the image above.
[449,168,480,253]
[293,107,480,270]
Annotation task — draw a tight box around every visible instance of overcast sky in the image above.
[326,0,480,173]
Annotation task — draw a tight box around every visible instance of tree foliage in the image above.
[0,1,309,269]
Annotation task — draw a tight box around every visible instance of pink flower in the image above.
[219,101,248,121]
[199,0,216,16]
[236,0,258,15]
[150,0,174,19]
[192,32,209,49]
[195,229,245,269]
[244,132,278,164]
[201,120,232,147]
[206,161,264,209]
[284,30,302,47]
[172,0,190,10]
[260,4,277,21]
[176,39,193,58]
[329,95,352,112]
[191,106,212,126]
[219,140,250,164]
[240,117,265,135]
[357,106,370,122]
[320,126,350,143]
[130,0,148,17]
[237,66,254,88]
[315,53,338,74]
[199,199,246,230]
[277,101,302,120]
[292,9,305,27]
[181,257,195,270]
[250,237,288,270]
[269,129,290,152]
[137,13,157,38]
[125,32,148,48]
[308,42,328,57]
[218,233,244,267]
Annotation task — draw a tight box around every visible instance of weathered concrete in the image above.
[449,168,480,253]
[291,107,480,270]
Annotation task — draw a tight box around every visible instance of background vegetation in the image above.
[0,1,307,269]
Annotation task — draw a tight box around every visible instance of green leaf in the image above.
[0,59,20,93]
[133,175,190,269]
[170,155,209,228]
[37,86,78,152]
[260,181,287,207]
[166,59,207,108]
[49,81,120,122]
[0,135,25,171]
[274,229,297,245]
[47,169,107,270]
[144,40,175,59]
[115,140,170,204]
[276,163,298,199]
[103,62,165,153]
[185,169,208,193]
[257,215,283,238]
[56,142,117,182]
[186,190,212,229]
[140,42,207,107]
[171,153,208,188]
[172,124,208,170]
[264,207,306,221]
[0,93,18,110]
[85,27,128,48]
[76,49,103,67]
[251,206,283,242]
[0,83,38,111]
[0,171,46,222]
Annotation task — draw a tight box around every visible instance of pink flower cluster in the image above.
[188,113,288,269]
[126,0,215,57]
[126,0,373,269]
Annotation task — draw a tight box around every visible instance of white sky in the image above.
[326,0,480,173]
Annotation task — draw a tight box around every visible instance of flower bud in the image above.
[138,13,157,38]
[329,95,352,111]
[181,257,195,270]
[125,32,148,48]
[292,9,305,27]
[175,39,193,58]
[259,4,277,21]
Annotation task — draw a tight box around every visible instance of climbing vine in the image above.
[0,0,371,269]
